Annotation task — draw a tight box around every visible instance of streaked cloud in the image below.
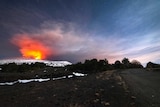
[0,0,160,64]
[10,21,125,62]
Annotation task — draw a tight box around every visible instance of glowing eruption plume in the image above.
[11,35,52,60]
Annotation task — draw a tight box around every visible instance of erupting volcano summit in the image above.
[11,35,52,60]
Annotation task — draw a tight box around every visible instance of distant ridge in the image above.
[0,59,72,67]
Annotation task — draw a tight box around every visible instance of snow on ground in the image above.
[0,59,72,67]
[68,75,73,78]
[0,78,51,85]
[0,81,18,85]
[0,72,87,85]
[52,76,66,80]
[73,72,87,76]
[18,78,50,83]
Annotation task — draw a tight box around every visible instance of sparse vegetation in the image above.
[0,62,46,73]
[146,62,160,68]
[67,58,143,74]
[146,62,160,72]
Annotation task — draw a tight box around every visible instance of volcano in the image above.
[0,59,72,67]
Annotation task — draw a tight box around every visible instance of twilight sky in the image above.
[0,0,160,65]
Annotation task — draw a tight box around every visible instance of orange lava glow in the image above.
[12,35,52,60]
[22,50,42,60]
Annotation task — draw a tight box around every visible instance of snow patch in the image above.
[43,70,47,73]
[73,72,87,76]
[0,81,18,85]
[53,76,66,80]
[68,75,73,78]
[0,72,87,85]
[18,79,35,83]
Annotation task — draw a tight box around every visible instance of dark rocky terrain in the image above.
[0,70,137,107]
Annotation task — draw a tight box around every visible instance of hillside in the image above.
[0,59,72,67]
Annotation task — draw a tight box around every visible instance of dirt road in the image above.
[120,69,160,107]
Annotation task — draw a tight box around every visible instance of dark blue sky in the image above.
[0,0,160,65]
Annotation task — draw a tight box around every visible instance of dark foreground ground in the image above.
[0,70,137,107]
[120,69,160,107]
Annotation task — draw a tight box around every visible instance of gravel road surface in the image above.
[120,69,160,107]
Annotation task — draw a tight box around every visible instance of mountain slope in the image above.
[0,59,72,67]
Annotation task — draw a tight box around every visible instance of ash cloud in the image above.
[8,20,160,64]
[10,21,120,62]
